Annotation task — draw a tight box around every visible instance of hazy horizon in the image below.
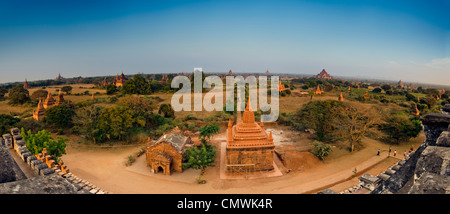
[0,0,449,85]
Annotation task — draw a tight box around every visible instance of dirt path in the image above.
[62,131,424,194]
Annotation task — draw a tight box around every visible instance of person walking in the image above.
[394,150,397,157]
[377,149,380,156]
[404,151,407,159]
[388,146,392,157]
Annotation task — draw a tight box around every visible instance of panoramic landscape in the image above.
[0,0,449,205]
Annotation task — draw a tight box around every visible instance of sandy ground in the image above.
[62,128,425,194]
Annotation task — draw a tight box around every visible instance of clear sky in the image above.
[0,0,449,85]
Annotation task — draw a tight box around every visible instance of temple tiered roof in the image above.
[227,102,274,149]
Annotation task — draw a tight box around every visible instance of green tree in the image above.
[158,104,175,118]
[30,89,48,104]
[122,74,152,95]
[380,114,422,144]
[182,143,216,176]
[44,104,75,128]
[333,103,382,152]
[106,84,118,95]
[117,95,157,116]
[8,84,29,105]
[372,88,382,93]
[72,105,103,143]
[61,86,73,94]
[381,84,391,91]
[0,87,9,99]
[21,128,67,162]
[96,106,135,141]
[198,123,220,144]
[292,100,343,141]
[0,114,20,135]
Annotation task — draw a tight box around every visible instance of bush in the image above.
[311,141,332,160]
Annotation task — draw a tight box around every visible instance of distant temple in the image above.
[33,99,46,121]
[226,102,275,173]
[146,127,194,175]
[314,69,332,79]
[55,73,63,81]
[114,72,127,87]
[101,77,108,87]
[23,79,31,89]
[228,69,233,76]
[265,70,271,76]
[398,80,404,88]
[440,89,446,95]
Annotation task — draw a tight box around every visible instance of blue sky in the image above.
[0,0,449,85]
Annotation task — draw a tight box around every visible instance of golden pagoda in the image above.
[43,92,55,109]
[226,101,275,173]
[33,99,45,121]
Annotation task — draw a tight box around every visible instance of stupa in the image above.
[43,92,55,109]
[33,99,45,121]
[55,90,66,105]
[226,101,275,173]
[23,79,31,89]
[278,81,286,92]
[338,92,344,101]
[410,104,420,116]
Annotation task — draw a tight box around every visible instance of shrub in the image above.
[311,141,332,160]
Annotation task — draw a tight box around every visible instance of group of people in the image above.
[377,145,415,160]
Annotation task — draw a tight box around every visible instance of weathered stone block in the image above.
[415,146,450,177]
[408,172,450,194]
[27,155,37,166]
[10,128,20,136]
[359,174,382,190]
[436,131,450,147]
[377,173,391,181]
[40,168,54,176]
[30,159,42,169]
[21,152,32,162]
[392,165,401,171]
[34,163,48,174]
[385,169,396,176]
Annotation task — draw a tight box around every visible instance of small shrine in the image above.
[146,127,194,175]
